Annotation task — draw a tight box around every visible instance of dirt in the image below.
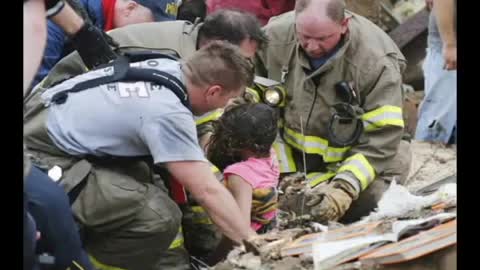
[213,140,456,270]
[405,141,456,192]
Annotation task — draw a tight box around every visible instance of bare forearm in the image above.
[167,161,256,243]
[191,174,255,243]
[434,0,456,46]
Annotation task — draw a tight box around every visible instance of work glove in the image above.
[70,22,119,70]
[305,179,359,223]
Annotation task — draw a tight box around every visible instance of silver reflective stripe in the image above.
[283,130,347,161]
[339,158,375,190]
[283,130,327,152]
[349,159,374,182]
[325,149,346,160]
[273,140,295,173]
[334,173,361,194]
[254,76,282,87]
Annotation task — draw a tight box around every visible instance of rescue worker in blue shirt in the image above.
[25,165,95,270]
[32,0,180,88]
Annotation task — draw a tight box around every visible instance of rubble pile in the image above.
[213,177,457,270]
[406,141,456,191]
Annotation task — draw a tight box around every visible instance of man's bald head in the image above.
[295,0,346,23]
[294,0,348,59]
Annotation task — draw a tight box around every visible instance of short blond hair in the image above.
[183,41,254,93]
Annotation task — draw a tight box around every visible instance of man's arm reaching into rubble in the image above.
[167,161,257,243]
[305,56,407,223]
[433,0,457,70]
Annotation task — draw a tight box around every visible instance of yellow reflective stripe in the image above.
[337,154,376,190]
[168,227,184,249]
[210,164,220,173]
[89,254,127,270]
[307,172,336,188]
[361,105,404,131]
[195,109,224,126]
[169,237,184,249]
[272,137,296,173]
[246,87,261,103]
[191,206,205,213]
[190,206,213,224]
[193,217,214,224]
[283,127,350,162]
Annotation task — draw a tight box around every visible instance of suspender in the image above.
[50,52,191,111]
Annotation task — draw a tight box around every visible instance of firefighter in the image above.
[253,0,412,224]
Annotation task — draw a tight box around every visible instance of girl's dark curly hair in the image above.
[207,103,278,171]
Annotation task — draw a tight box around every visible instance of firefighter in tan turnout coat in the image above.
[253,0,412,223]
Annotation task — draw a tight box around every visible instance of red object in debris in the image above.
[170,176,188,204]
[206,0,295,25]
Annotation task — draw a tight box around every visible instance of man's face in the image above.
[238,39,258,60]
[114,0,155,28]
[295,15,347,59]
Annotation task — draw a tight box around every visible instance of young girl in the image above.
[207,103,280,233]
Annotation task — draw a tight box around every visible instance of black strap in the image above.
[125,67,191,110]
[51,53,191,111]
[51,56,130,104]
[123,51,179,62]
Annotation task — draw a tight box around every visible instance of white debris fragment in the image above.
[48,165,63,182]
[361,181,456,222]
[309,222,329,233]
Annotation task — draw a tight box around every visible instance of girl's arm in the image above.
[225,174,253,224]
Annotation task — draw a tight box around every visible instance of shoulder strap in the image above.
[50,52,191,111]
[123,51,179,62]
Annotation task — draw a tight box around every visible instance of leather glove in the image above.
[305,179,359,223]
[70,22,119,70]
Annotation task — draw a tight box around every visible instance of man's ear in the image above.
[205,85,222,97]
[340,16,351,34]
[125,0,139,15]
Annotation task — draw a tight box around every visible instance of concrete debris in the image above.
[406,141,456,191]
[214,139,456,269]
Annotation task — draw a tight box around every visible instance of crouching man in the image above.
[24,41,256,270]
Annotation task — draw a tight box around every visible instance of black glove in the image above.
[70,22,119,70]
